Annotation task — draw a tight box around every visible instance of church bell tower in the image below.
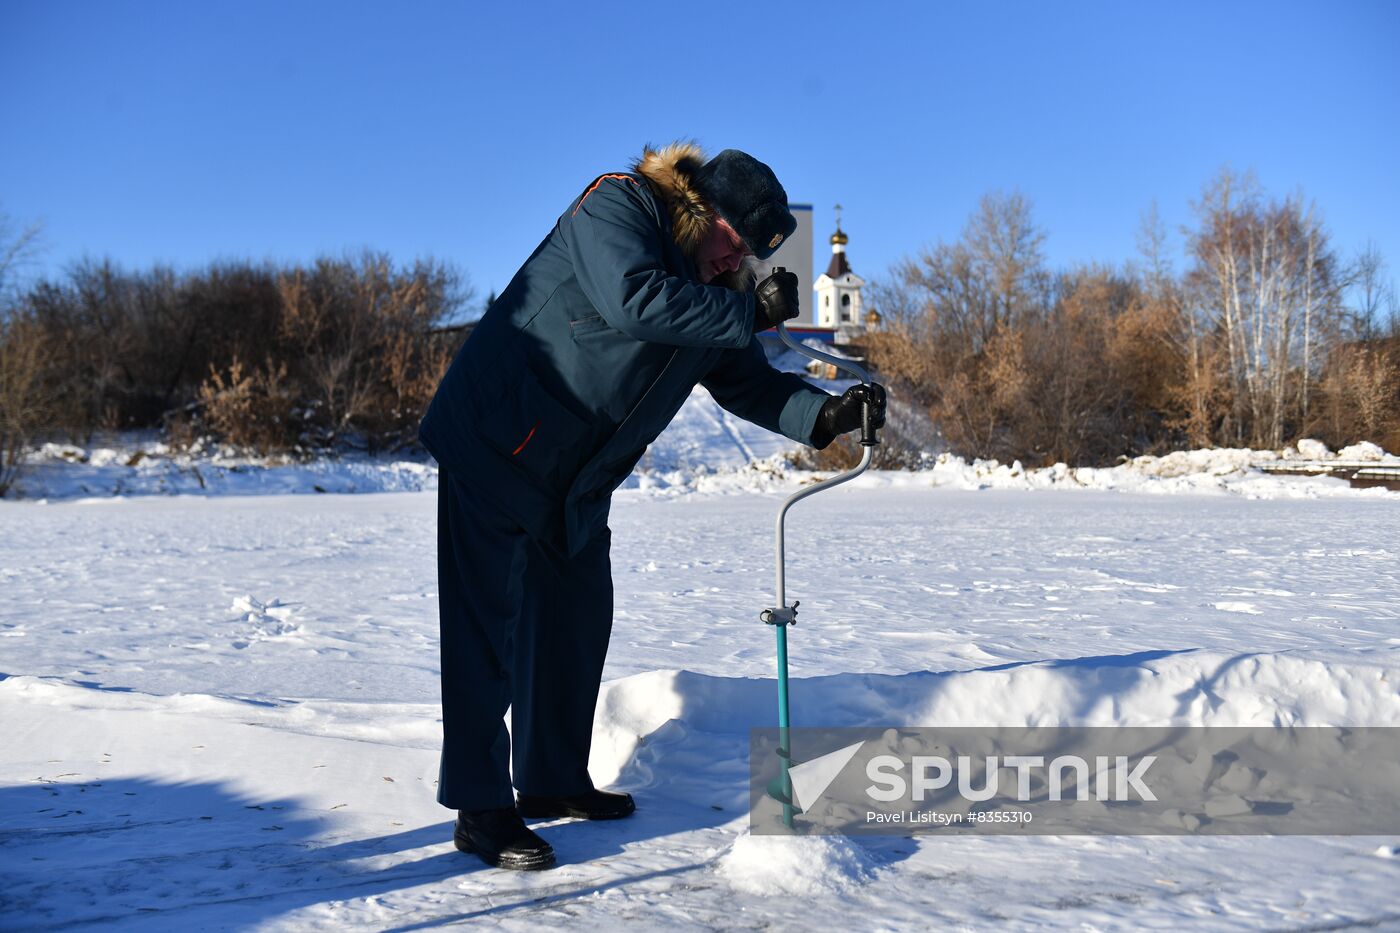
[813,205,867,343]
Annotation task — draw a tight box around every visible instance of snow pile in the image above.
[632,420,1400,501]
[715,831,874,895]
[578,648,1400,841]
[908,446,1398,499]
[1336,441,1388,461]
[1278,438,1390,462]
[13,440,437,500]
[586,650,1400,793]
[624,446,1399,503]
[1294,438,1332,459]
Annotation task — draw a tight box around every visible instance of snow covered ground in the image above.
[4,389,1400,930]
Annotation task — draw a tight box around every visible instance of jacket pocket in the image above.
[568,312,613,337]
[569,312,610,339]
[471,371,593,496]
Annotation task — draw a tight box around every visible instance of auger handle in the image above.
[861,392,879,448]
[764,266,883,829]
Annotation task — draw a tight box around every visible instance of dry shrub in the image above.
[376,329,454,447]
[0,312,51,494]
[1162,338,1231,450]
[16,253,469,455]
[867,263,1199,466]
[197,357,295,455]
[862,322,942,390]
[1015,270,1135,464]
[1311,340,1400,453]
[915,321,1032,462]
[272,254,464,450]
[161,407,200,453]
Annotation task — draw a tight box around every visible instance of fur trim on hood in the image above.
[631,141,758,292]
[632,141,712,261]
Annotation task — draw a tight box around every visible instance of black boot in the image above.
[454,808,556,870]
[516,788,636,820]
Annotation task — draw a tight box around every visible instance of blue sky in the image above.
[3,0,1397,312]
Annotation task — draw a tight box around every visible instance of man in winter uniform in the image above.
[419,142,885,870]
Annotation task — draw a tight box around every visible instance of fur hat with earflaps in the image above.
[631,142,790,290]
[690,149,797,261]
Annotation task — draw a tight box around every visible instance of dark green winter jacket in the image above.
[419,143,829,556]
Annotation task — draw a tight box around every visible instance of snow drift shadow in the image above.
[0,776,465,931]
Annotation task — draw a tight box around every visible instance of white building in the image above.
[813,208,874,345]
[757,202,814,316]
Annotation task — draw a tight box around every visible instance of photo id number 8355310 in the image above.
[966,809,1032,824]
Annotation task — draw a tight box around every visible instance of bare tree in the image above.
[1349,241,1394,340]
[1185,169,1344,447]
[877,190,1048,357]
[1136,202,1220,445]
[0,206,44,307]
[0,207,48,493]
[965,190,1048,335]
[0,312,50,494]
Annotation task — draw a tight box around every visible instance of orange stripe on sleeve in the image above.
[572,174,639,216]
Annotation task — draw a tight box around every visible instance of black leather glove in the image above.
[753,270,801,332]
[813,383,887,449]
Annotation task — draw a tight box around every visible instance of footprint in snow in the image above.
[229,595,301,639]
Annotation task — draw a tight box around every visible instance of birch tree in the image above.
[1186,169,1342,447]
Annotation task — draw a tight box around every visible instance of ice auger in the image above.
[760,273,881,828]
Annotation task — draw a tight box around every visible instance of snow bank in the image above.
[619,441,1400,502]
[1335,441,1388,461]
[8,411,1397,502]
[12,440,437,500]
[586,649,1400,791]
[908,445,1400,498]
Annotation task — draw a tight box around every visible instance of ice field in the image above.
[3,389,1400,930]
